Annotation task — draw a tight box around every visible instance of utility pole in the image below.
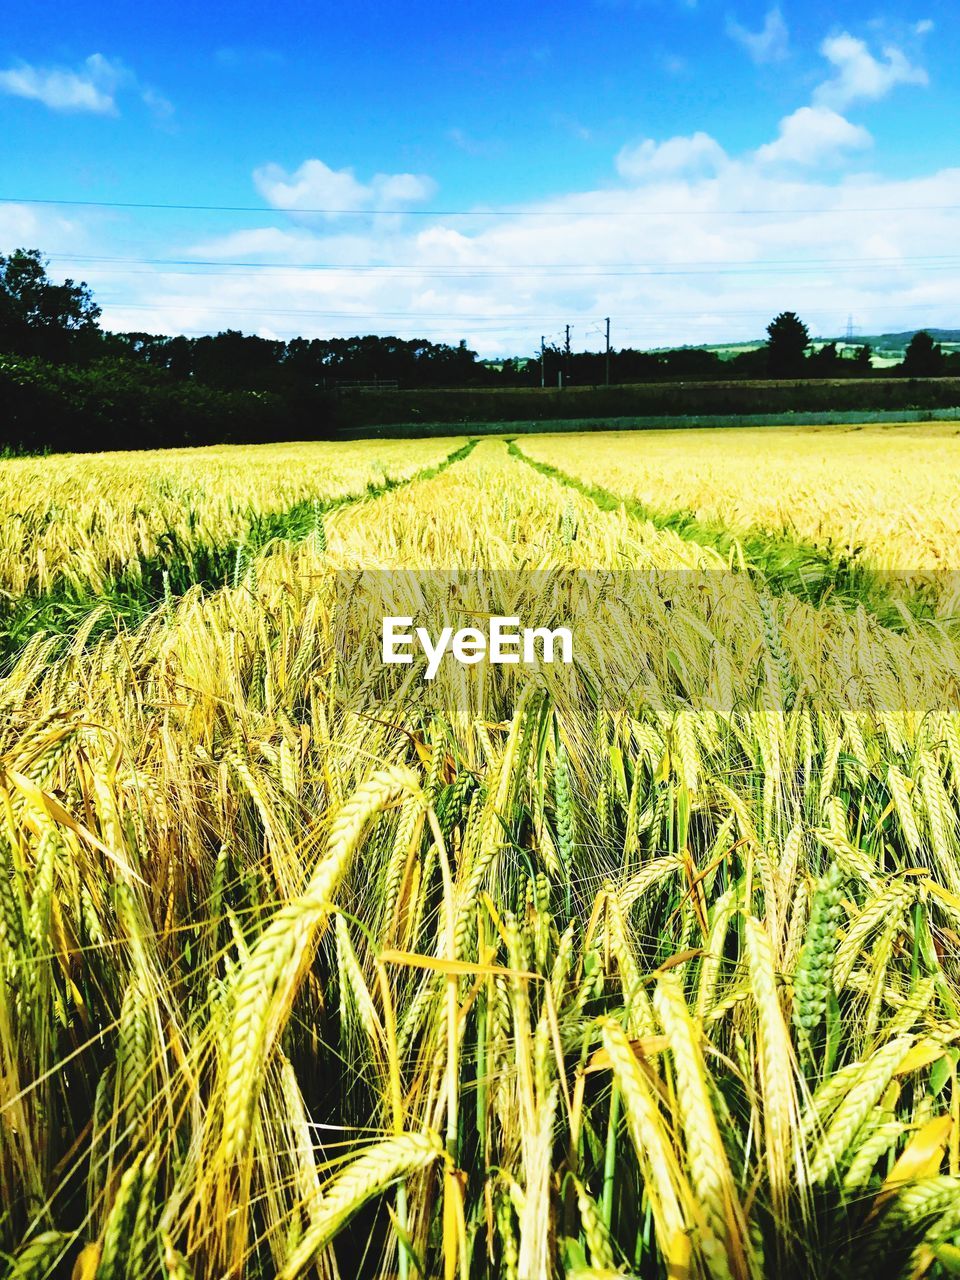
[540,335,545,388]
[604,317,611,387]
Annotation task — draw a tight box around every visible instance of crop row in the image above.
[2,440,959,1277]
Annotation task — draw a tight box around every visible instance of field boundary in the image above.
[334,405,960,439]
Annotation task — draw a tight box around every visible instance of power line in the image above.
[45,251,960,269]
[5,194,960,218]
[94,298,959,321]
[90,306,953,343]
[41,254,960,280]
[48,251,960,268]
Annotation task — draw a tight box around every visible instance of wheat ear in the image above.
[223,765,416,1163]
[279,1132,443,1279]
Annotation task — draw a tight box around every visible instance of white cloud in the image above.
[915,19,934,36]
[375,172,435,205]
[253,158,437,215]
[0,201,85,248]
[88,156,960,357]
[0,53,122,114]
[616,131,727,182]
[813,33,927,110]
[254,160,369,210]
[140,85,175,123]
[754,106,872,167]
[187,227,337,259]
[88,154,960,358]
[61,31,952,359]
[0,52,172,119]
[727,7,789,64]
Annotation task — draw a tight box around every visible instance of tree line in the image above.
[2,248,958,452]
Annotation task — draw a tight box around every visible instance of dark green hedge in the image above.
[330,376,960,431]
[4,355,960,453]
[0,354,331,453]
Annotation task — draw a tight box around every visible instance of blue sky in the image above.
[1,1,958,354]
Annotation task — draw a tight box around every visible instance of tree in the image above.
[901,330,945,378]
[808,341,841,375]
[765,311,809,378]
[854,344,873,371]
[0,248,101,359]
[191,330,285,391]
[728,346,768,378]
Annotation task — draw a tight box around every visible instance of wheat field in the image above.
[0,438,465,659]
[2,430,960,1279]
[519,421,960,572]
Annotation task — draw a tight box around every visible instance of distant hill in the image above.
[855,329,960,356]
[861,328,960,346]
